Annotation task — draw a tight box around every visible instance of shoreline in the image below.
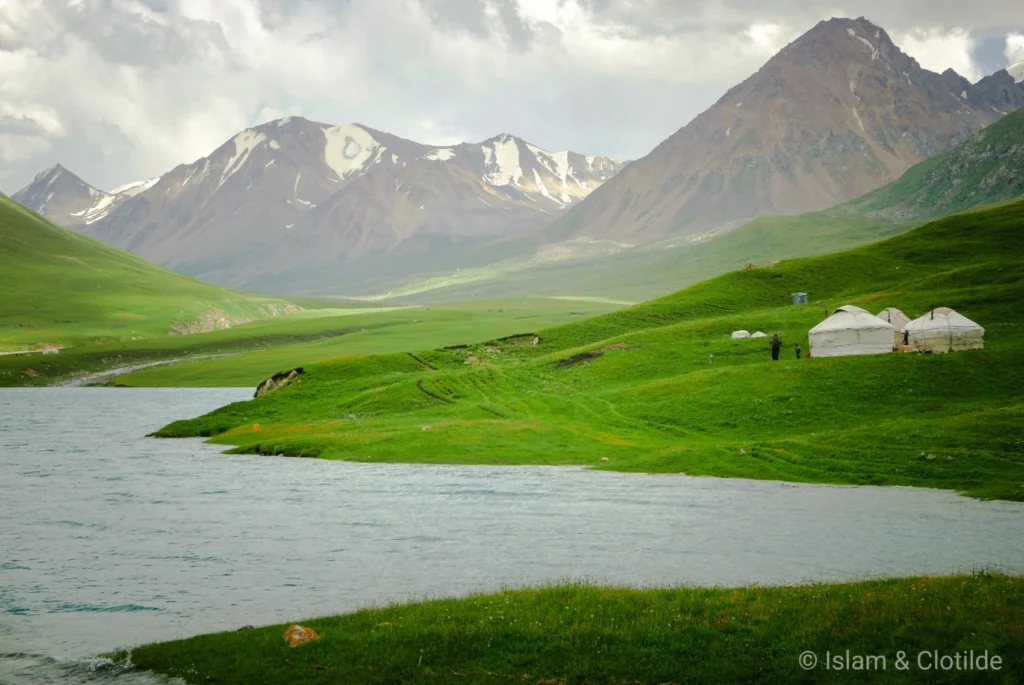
[51,353,239,388]
[118,573,1023,685]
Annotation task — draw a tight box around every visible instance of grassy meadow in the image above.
[122,573,1023,684]
[154,200,1024,500]
[0,297,626,387]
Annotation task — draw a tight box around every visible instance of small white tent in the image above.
[876,308,911,347]
[732,330,751,340]
[750,331,767,339]
[808,305,895,358]
[904,308,984,353]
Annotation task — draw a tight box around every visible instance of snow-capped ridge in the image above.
[1009,61,1024,84]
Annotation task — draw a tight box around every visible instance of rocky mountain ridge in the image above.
[14,117,624,292]
[540,17,1024,247]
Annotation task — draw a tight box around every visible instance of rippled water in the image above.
[2,388,1023,683]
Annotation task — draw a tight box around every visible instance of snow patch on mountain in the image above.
[110,177,158,197]
[1009,61,1024,83]
[323,124,379,181]
[424,149,456,161]
[851,107,865,132]
[532,168,563,205]
[525,143,571,186]
[71,192,118,224]
[847,28,879,60]
[482,136,524,187]
[218,130,266,190]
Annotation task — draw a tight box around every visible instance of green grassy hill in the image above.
[0,194,297,352]
[157,200,1024,501]
[848,106,1024,220]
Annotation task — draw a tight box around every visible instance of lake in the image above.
[2,388,1023,682]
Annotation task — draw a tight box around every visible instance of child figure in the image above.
[795,343,802,360]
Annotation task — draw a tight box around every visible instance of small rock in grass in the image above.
[739,448,746,454]
[284,624,321,647]
[601,457,609,462]
[423,426,430,431]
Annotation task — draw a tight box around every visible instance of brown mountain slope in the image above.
[543,16,1022,245]
[20,119,624,292]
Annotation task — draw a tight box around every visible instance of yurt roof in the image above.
[876,307,910,328]
[905,308,985,333]
[810,305,893,334]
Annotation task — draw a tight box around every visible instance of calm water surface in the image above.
[1,388,1023,682]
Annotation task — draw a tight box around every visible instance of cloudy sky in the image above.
[2,0,1022,193]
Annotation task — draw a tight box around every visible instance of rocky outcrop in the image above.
[283,624,320,647]
[848,106,1024,220]
[255,367,304,398]
[167,303,301,336]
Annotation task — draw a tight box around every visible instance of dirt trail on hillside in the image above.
[53,354,238,387]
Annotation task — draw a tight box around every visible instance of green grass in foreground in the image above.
[0,193,297,352]
[155,201,1024,500]
[122,573,1023,684]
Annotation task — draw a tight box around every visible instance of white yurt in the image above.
[904,308,984,353]
[750,331,767,339]
[732,330,751,340]
[808,305,895,358]
[876,308,911,347]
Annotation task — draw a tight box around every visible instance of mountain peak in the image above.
[774,16,900,68]
[541,17,1020,247]
[34,163,70,183]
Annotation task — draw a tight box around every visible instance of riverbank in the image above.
[153,203,1024,501]
[120,573,1023,684]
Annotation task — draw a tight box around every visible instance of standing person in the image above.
[770,334,783,361]
[795,342,802,360]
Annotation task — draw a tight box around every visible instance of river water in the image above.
[1,388,1023,683]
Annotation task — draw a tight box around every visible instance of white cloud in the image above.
[1007,32,1024,64]
[893,26,980,81]
[0,0,1020,193]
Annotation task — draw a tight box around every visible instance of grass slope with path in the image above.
[156,201,1024,501]
[0,193,296,352]
[0,297,625,387]
[122,573,1022,685]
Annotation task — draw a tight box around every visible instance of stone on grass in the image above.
[284,624,321,647]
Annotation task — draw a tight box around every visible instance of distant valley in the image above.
[11,16,1024,303]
